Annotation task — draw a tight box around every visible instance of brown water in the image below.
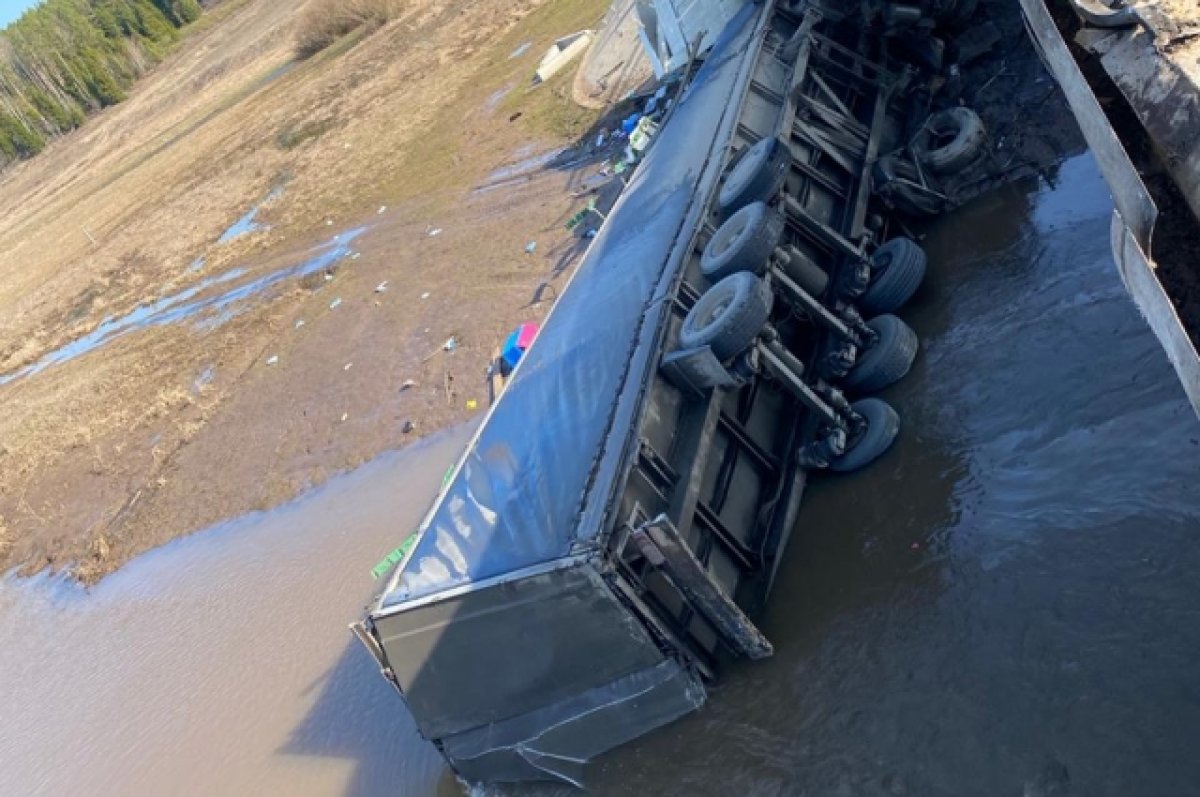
[4,154,1200,796]
[0,426,472,796]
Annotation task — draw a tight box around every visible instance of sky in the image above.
[0,0,41,29]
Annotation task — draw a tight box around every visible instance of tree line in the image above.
[0,0,204,167]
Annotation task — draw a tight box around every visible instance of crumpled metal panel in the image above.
[378,3,761,608]
[440,659,706,786]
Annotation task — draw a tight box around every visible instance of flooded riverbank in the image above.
[4,153,1200,796]
[0,425,474,796]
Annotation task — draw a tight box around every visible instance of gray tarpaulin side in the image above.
[376,3,762,608]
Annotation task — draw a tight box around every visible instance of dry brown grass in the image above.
[294,0,403,58]
[0,0,609,582]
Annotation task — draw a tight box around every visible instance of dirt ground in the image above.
[0,0,613,581]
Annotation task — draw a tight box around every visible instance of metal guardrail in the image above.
[1019,0,1200,418]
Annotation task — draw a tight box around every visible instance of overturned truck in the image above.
[354,0,988,786]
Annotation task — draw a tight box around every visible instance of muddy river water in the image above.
[4,154,1200,796]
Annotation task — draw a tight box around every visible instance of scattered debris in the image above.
[344,362,353,371]
[371,532,418,580]
[266,355,279,366]
[509,41,532,60]
[420,292,431,300]
[350,252,361,260]
[443,336,459,352]
[402,419,415,434]
[340,412,349,422]
[375,281,389,293]
[325,218,334,226]
[501,322,540,369]
[294,319,306,329]
[329,297,342,310]
[626,116,660,162]
[524,241,538,254]
[324,273,334,282]
[378,205,388,215]
[427,227,442,237]
[400,379,416,391]
[533,31,593,84]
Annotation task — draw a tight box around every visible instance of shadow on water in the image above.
[0,424,478,796]
[279,640,446,796]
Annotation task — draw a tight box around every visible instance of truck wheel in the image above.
[679,272,773,361]
[861,237,926,314]
[701,202,785,281]
[872,156,948,218]
[841,314,918,393]
[913,107,986,174]
[830,398,900,472]
[718,137,791,215]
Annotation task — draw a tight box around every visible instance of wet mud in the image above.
[0,227,365,386]
[3,157,1200,796]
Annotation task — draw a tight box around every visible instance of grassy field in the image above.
[0,0,609,581]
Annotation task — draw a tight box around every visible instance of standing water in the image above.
[0,427,472,796]
[3,155,1200,796]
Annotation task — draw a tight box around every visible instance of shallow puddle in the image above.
[482,148,563,184]
[0,227,366,387]
[217,186,285,244]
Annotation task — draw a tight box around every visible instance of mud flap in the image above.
[440,659,705,786]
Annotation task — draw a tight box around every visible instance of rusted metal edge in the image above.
[633,514,774,660]
[1019,0,1200,418]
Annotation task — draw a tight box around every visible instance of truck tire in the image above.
[830,398,900,472]
[841,314,918,393]
[701,202,785,281]
[871,155,948,218]
[913,107,986,174]
[718,137,791,215]
[861,237,926,314]
[679,272,773,361]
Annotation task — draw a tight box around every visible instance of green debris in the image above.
[371,532,419,580]
[565,198,601,231]
[372,464,457,578]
